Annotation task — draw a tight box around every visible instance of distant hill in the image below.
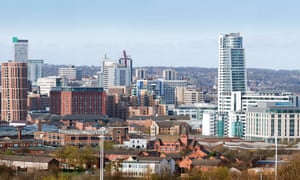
[42,64,300,94]
[43,64,100,78]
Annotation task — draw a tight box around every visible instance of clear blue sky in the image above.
[0,0,299,69]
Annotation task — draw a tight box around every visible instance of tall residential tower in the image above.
[217,33,246,136]
[1,62,28,121]
[218,33,246,113]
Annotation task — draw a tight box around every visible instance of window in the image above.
[79,136,88,140]
[271,119,274,136]
[290,119,295,136]
[91,136,99,140]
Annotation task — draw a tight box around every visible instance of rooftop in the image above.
[0,155,55,163]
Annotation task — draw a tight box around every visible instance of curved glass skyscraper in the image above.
[218,33,246,113]
[217,33,246,137]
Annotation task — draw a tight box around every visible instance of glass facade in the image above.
[218,33,246,113]
[246,104,300,143]
[218,33,246,136]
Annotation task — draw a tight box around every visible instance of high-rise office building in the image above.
[13,37,28,62]
[218,33,246,113]
[27,59,43,85]
[163,69,177,80]
[102,59,118,90]
[1,62,28,121]
[58,65,82,81]
[135,68,147,81]
[102,58,131,91]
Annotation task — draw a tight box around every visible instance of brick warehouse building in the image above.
[50,87,106,116]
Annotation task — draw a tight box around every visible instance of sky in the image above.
[0,0,300,69]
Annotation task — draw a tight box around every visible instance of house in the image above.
[154,134,192,152]
[150,120,191,137]
[113,156,176,177]
[154,135,183,153]
[0,155,59,172]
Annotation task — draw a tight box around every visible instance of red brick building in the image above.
[27,93,50,111]
[0,138,43,150]
[50,87,106,115]
[154,134,188,153]
[34,127,129,146]
[1,62,28,121]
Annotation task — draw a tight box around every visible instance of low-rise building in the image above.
[34,126,129,146]
[150,120,191,137]
[0,155,58,172]
[27,93,50,112]
[246,102,300,143]
[0,138,43,149]
[126,116,149,126]
[113,156,175,177]
[153,134,190,154]
[123,138,148,150]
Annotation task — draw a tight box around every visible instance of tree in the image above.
[188,168,203,180]
[54,145,80,168]
[104,141,117,150]
[79,145,96,169]
[212,167,230,180]
[4,149,14,155]
[279,153,300,180]
[220,148,274,170]
[0,165,14,180]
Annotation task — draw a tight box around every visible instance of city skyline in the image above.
[0,0,300,69]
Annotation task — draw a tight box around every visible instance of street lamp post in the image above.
[99,135,104,180]
[275,135,278,180]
